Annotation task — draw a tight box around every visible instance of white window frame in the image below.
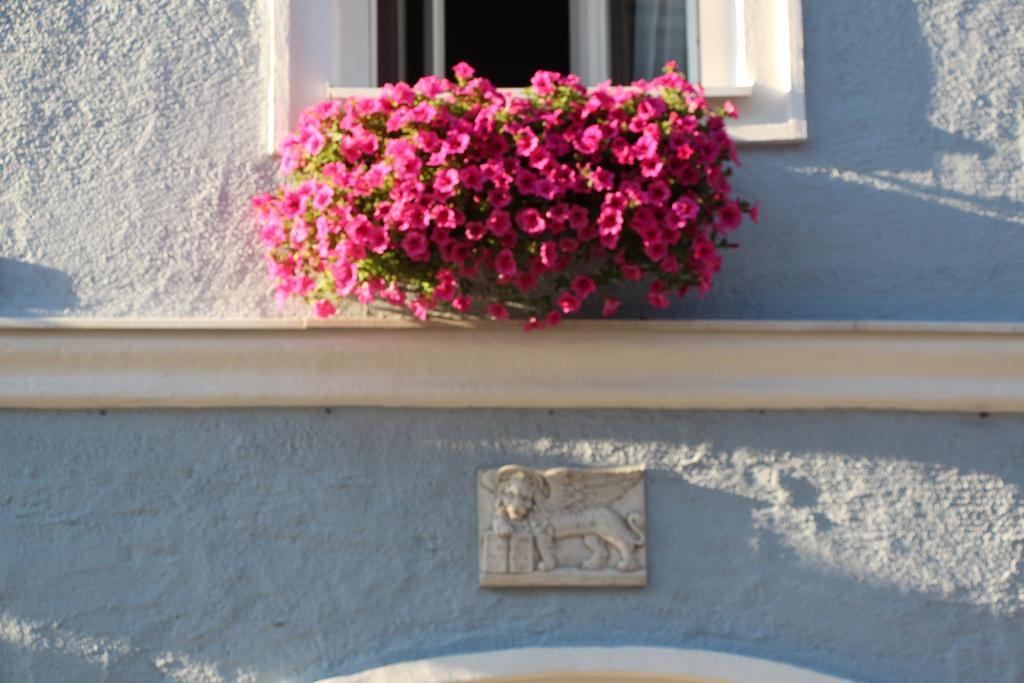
[266,0,806,152]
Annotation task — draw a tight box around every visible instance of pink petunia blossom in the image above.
[495,248,518,277]
[647,280,671,309]
[571,275,596,298]
[487,302,510,320]
[556,292,581,314]
[402,231,430,261]
[452,61,475,81]
[487,209,512,237]
[515,207,546,235]
[312,299,336,318]
[716,201,743,232]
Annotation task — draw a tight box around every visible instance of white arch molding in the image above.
[317,647,854,683]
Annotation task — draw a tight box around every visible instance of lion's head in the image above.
[491,466,549,522]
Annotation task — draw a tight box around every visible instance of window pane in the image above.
[445,0,570,85]
[377,0,428,85]
[611,0,689,83]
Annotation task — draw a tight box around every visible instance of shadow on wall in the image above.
[0,258,79,315]
[1,409,1022,682]
[618,0,1024,322]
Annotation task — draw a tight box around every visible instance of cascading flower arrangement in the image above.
[253,61,756,328]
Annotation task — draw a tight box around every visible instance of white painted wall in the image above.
[2,0,1023,320]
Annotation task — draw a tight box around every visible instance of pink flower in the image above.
[645,180,671,206]
[489,186,512,208]
[723,100,739,118]
[330,261,359,296]
[540,241,559,268]
[289,220,310,245]
[545,310,563,327]
[530,70,559,95]
[312,299,336,318]
[716,201,743,232]
[591,167,615,191]
[356,282,375,305]
[464,221,486,241]
[640,158,664,178]
[558,237,579,253]
[647,280,671,309]
[750,202,760,223]
[452,295,472,312]
[495,249,518,277]
[402,231,430,261]
[556,292,581,314]
[574,125,604,155]
[571,275,596,298]
[515,129,539,156]
[408,295,432,321]
[312,183,334,211]
[433,168,460,194]
[382,281,406,305]
[670,196,700,225]
[633,133,659,160]
[487,210,512,236]
[597,208,622,235]
[452,61,475,81]
[302,126,326,156]
[602,297,620,317]
[515,207,546,235]
[434,269,457,301]
[487,302,510,320]
[610,137,634,165]
[637,97,667,121]
[567,206,590,231]
[280,191,308,219]
[459,165,486,192]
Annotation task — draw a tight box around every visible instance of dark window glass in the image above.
[377,0,429,84]
[378,0,688,87]
[378,0,570,86]
[611,0,689,83]
[444,0,570,85]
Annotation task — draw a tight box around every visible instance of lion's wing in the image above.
[539,468,643,513]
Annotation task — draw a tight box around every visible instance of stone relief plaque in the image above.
[478,465,646,587]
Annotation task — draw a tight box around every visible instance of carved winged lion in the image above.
[481,465,645,572]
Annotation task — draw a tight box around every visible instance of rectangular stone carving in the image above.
[477,465,646,587]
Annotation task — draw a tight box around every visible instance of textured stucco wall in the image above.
[1,408,1022,683]
[1,0,1023,320]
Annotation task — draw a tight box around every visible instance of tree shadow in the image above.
[608,1,1024,322]
[0,259,79,316]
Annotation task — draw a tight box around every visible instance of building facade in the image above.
[1,1,1023,682]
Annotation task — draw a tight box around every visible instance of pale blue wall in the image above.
[1,0,1022,320]
[1,409,1022,683]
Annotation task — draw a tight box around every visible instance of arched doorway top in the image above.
[317,646,854,683]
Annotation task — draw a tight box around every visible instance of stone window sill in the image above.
[2,318,1023,412]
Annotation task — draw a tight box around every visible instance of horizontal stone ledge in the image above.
[1,318,1023,411]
